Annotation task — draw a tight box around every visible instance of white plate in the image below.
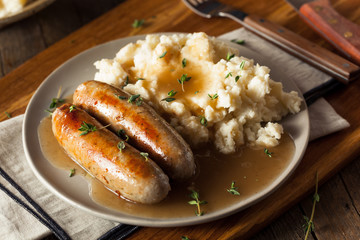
[0,0,55,29]
[22,34,309,227]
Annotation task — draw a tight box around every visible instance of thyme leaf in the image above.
[188,190,207,216]
[140,152,149,161]
[69,168,75,177]
[199,116,208,127]
[182,58,187,68]
[159,51,167,58]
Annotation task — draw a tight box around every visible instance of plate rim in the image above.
[22,32,309,227]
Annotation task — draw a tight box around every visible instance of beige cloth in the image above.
[0,29,349,239]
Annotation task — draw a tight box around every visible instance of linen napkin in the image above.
[0,28,350,240]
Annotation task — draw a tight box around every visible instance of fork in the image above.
[182,0,360,83]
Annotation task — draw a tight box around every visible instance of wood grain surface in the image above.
[0,0,359,239]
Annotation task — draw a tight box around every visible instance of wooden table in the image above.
[0,0,359,239]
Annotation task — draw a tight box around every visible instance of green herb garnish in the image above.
[78,122,97,136]
[137,77,145,80]
[208,93,218,100]
[117,129,129,141]
[69,168,75,177]
[231,39,245,45]
[118,95,127,100]
[122,76,129,89]
[161,90,177,102]
[239,60,246,70]
[188,190,207,216]
[128,94,141,104]
[195,90,199,94]
[69,105,76,112]
[182,58,187,68]
[227,181,240,195]
[181,236,191,240]
[49,97,64,109]
[303,172,320,240]
[264,148,273,157]
[225,72,232,79]
[117,141,126,153]
[178,74,191,91]
[5,111,11,118]
[132,19,144,28]
[226,52,235,61]
[159,51,167,58]
[199,116,208,127]
[140,152,149,161]
[235,75,240,82]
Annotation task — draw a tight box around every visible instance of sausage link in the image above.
[73,80,195,181]
[52,103,170,204]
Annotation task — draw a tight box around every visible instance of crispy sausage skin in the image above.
[52,103,170,204]
[73,80,196,181]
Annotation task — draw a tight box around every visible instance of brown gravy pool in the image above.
[38,116,294,218]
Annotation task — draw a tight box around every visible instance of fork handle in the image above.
[223,13,360,83]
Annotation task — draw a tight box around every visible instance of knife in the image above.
[285,0,360,65]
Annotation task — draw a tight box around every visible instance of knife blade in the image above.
[284,0,360,65]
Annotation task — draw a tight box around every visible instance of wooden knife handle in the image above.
[240,14,360,83]
[299,0,360,64]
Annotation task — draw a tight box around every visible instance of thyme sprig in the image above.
[132,19,144,28]
[303,172,320,240]
[140,152,149,161]
[208,93,218,100]
[227,181,240,195]
[46,86,64,114]
[4,111,11,118]
[78,122,97,136]
[178,74,191,92]
[117,141,126,153]
[226,52,235,61]
[188,190,207,216]
[69,168,75,177]
[264,148,273,157]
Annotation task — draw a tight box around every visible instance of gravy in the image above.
[38,116,294,218]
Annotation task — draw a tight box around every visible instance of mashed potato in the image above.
[0,0,27,18]
[94,32,301,154]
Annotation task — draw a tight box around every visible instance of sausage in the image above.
[73,80,196,181]
[52,103,170,204]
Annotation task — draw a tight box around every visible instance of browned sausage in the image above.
[52,103,170,204]
[73,80,195,181]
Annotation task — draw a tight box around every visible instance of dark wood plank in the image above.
[252,205,315,240]
[0,17,45,75]
[340,158,360,215]
[301,173,360,239]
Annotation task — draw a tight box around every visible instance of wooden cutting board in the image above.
[0,0,359,239]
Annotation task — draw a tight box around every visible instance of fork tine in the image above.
[182,0,222,18]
